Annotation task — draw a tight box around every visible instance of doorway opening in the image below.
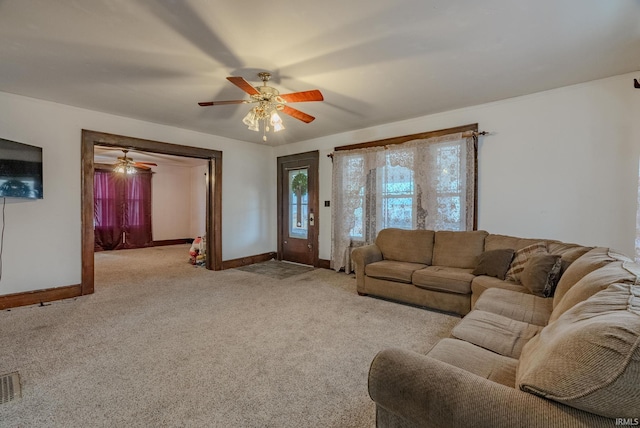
[81,130,223,295]
[93,146,208,252]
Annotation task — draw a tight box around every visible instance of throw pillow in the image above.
[472,249,515,280]
[519,253,562,297]
[504,242,547,283]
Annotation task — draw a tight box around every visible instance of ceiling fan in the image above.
[198,72,324,141]
[113,149,157,174]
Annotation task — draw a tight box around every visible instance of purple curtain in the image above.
[94,170,123,251]
[123,173,153,249]
[94,170,152,251]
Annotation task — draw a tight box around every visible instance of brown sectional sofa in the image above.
[352,228,590,316]
[356,230,640,427]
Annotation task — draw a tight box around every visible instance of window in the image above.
[379,164,415,230]
[344,141,471,240]
[289,168,309,239]
[331,126,477,272]
[435,143,464,230]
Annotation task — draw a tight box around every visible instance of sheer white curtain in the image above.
[331,133,476,272]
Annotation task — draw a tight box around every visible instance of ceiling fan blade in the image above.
[134,162,158,167]
[134,164,151,170]
[198,100,249,106]
[226,76,260,96]
[281,105,315,123]
[279,90,324,103]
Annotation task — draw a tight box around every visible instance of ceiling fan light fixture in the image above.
[244,73,288,140]
[242,109,258,130]
[113,164,136,174]
[113,149,147,174]
[243,103,284,138]
[271,111,285,132]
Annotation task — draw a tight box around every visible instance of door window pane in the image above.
[289,168,308,238]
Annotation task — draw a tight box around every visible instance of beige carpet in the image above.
[0,245,459,427]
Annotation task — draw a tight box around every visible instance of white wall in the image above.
[151,164,193,241]
[0,91,274,295]
[275,72,640,260]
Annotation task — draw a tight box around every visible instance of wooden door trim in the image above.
[81,130,223,295]
[277,151,319,267]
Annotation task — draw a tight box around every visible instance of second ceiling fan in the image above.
[113,149,157,174]
[198,72,324,141]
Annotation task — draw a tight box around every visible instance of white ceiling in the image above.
[1,1,639,146]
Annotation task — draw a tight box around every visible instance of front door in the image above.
[277,151,319,266]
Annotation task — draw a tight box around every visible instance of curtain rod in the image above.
[326,130,491,159]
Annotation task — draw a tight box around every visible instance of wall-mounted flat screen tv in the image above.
[0,137,43,199]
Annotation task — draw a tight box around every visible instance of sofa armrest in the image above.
[351,244,383,293]
[368,348,612,428]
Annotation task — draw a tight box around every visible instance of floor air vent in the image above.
[0,372,21,404]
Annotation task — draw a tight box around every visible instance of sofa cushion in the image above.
[547,242,593,266]
[452,310,543,359]
[375,228,435,265]
[552,247,618,310]
[553,244,595,279]
[365,260,427,283]
[484,234,546,252]
[432,230,488,269]
[517,283,640,419]
[412,266,474,295]
[520,253,562,297]
[473,288,553,326]
[504,242,548,283]
[427,338,518,387]
[549,260,639,322]
[472,249,515,280]
[471,275,528,306]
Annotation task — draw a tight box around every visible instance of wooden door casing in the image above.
[277,151,319,266]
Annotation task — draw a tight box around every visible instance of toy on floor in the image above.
[189,236,207,266]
